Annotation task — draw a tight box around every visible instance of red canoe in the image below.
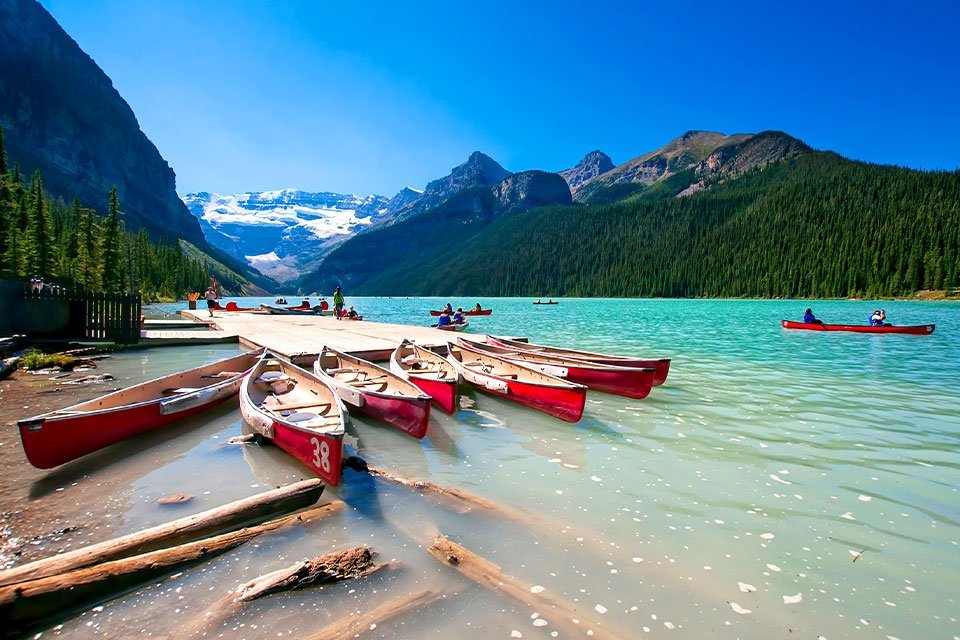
[438,321,469,332]
[429,309,492,316]
[446,342,586,423]
[458,337,656,400]
[18,350,263,469]
[314,346,431,439]
[211,301,257,312]
[390,339,460,414]
[239,352,346,486]
[781,320,935,335]
[488,336,671,386]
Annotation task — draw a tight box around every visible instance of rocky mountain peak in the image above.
[560,150,615,196]
[494,170,572,212]
[382,151,511,222]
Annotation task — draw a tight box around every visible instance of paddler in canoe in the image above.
[869,309,887,326]
[452,307,465,324]
[436,309,452,327]
[803,308,823,325]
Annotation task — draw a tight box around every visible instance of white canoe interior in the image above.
[447,342,579,388]
[317,348,424,398]
[392,341,457,381]
[42,350,261,417]
[246,356,343,433]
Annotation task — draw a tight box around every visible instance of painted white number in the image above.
[310,436,330,473]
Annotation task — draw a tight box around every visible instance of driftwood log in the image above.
[367,466,513,515]
[428,535,619,640]
[369,466,624,554]
[0,503,343,629]
[0,479,325,588]
[185,546,380,638]
[307,589,444,640]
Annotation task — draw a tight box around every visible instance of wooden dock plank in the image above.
[178,309,479,362]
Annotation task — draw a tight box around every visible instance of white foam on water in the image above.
[730,602,752,614]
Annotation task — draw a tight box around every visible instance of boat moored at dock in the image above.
[459,337,656,399]
[314,346,431,439]
[19,349,263,469]
[488,335,671,386]
[390,339,461,414]
[447,341,586,423]
[239,351,346,486]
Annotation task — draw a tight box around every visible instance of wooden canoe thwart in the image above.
[488,335,671,386]
[390,339,461,414]
[315,346,431,439]
[459,337,656,399]
[446,342,586,423]
[781,320,935,335]
[17,349,264,469]
[239,351,347,486]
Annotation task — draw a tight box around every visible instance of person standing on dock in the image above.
[204,286,217,317]
[333,285,345,320]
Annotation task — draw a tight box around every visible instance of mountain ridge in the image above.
[0,0,204,244]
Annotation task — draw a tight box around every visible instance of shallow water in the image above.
[40,298,960,638]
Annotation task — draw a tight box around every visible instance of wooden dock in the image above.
[179,309,496,364]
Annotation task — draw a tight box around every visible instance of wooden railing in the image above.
[19,285,142,344]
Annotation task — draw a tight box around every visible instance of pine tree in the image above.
[22,171,54,276]
[101,188,126,293]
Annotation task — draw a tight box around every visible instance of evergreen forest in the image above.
[0,126,213,301]
[314,152,960,299]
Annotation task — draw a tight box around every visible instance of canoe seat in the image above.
[285,411,337,429]
[270,401,331,413]
[256,371,296,394]
[163,387,201,396]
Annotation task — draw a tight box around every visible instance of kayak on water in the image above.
[781,320,935,335]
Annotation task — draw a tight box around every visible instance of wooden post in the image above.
[0,479,327,587]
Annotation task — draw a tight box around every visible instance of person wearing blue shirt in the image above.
[437,310,451,327]
[453,308,465,324]
[803,308,823,325]
[870,309,886,326]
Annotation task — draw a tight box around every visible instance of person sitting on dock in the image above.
[803,308,823,325]
[870,309,886,326]
[453,307,465,324]
[437,310,452,327]
[347,306,360,319]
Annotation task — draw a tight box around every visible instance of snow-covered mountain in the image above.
[183,189,390,283]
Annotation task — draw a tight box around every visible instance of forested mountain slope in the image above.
[315,152,960,298]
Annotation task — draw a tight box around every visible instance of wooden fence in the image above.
[17,285,142,344]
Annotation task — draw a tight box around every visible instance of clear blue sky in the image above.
[40,0,960,197]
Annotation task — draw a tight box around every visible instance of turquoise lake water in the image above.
[51,298,959,639]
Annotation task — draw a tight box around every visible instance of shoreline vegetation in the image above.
[0,125,243,303]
